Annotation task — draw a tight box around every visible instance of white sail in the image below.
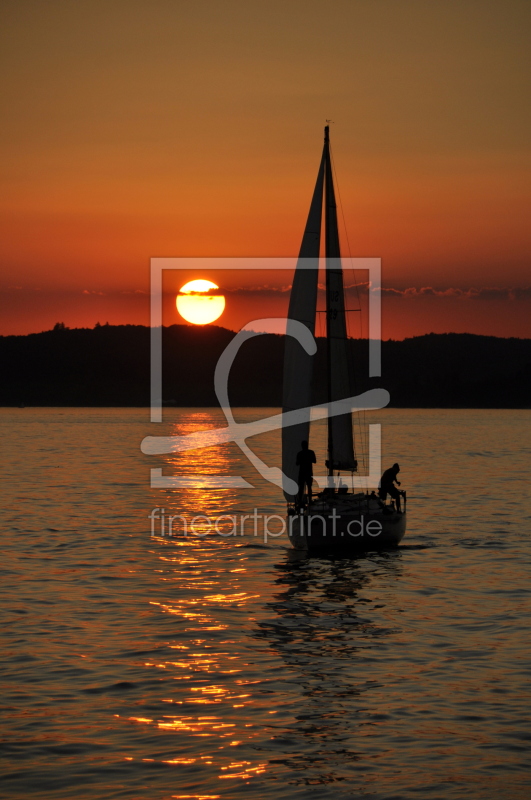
[324,130,357,472]
[281,152,324,500]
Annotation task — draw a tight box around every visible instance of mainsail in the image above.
[281,151,324,500]
[282,126,356,501]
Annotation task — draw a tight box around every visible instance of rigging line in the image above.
[329,141,369,484]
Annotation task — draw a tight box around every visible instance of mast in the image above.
[324,126,334,479]
[324,126,357,476]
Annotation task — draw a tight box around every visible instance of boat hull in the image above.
[287,495,406,553]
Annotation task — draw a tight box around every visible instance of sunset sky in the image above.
[1,0,529,338]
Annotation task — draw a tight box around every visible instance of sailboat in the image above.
[282,126,406,552]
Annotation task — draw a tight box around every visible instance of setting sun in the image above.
[176,279,226,325]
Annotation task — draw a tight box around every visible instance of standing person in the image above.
[296,440,316,508]
[379,463,405,512]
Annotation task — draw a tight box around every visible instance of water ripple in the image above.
[1,408,531,799]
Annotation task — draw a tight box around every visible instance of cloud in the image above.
[377,286,531,301]
[508,287,531,300]
[204,283,531,302]
[223,285,292,297]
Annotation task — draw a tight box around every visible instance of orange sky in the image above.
[1,0,530,338]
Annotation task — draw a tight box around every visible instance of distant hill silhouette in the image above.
[1,324,530,407]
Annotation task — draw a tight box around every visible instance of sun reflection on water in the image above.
[129,480,280,792]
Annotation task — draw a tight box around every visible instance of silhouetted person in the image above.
[296,440,316,507]
[379,462,405,512]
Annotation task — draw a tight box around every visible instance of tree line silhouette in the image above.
[1,324,530,407]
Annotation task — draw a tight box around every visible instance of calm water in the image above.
[2,408,531,799]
